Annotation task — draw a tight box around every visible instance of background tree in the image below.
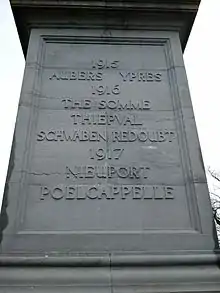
[208,168,220,238]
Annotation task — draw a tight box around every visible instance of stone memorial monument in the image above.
[1,0,220,292]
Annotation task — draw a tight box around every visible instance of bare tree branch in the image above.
[208,168,220,242]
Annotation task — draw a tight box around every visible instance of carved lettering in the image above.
[62,98,92,110]
[36,129,176,143]
[89,148,124,160]
[49,71,103,81]
[40,185,175,201]
[61,99,151,111]
[92,59,119,69]
[37,130,107,142]
[91,85,120,95]
[65,165,150,180]
[119,71,162,82]
[70,113,143,126]
[42,51,177,213]
[111,130,176,143]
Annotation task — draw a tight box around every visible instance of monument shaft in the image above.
[1,1,220,292]
[2,28,213,252]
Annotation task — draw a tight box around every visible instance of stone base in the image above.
[1,253,220,292]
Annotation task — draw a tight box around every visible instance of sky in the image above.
[0,0,219,202]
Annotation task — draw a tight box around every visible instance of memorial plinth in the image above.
[1,0,220,292]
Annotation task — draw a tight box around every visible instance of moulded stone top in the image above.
[10,0,200,56]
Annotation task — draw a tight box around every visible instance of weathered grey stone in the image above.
[1,1,220,292]
[2,27,215,253]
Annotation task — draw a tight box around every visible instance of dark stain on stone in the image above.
[0,134,16,248]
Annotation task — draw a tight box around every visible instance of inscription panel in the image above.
[16,37,197,234]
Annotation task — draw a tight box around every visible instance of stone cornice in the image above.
[11,0,200,9]
[10,0,200,15]
[10,0,200,56]
[0,253,220,292]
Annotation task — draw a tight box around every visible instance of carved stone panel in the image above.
[0,30,215,253]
